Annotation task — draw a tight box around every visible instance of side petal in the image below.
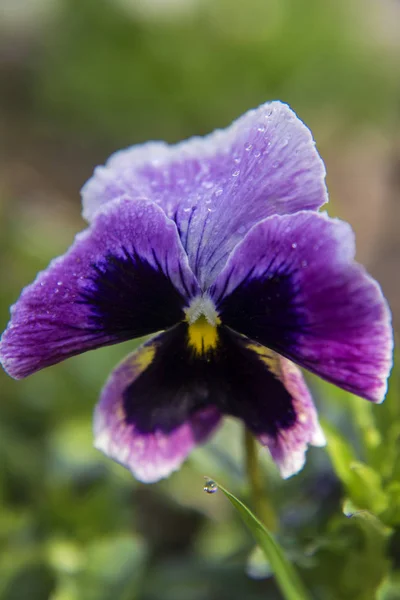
[94,323,322,482]
[82,101,327,287]
[94,327,222,483]
[0,198,199,379]
[211,211,393,403]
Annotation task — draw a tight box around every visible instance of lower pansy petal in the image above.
[94,322,323,482]
[254,354,325,478]
[227,337,325,478]
[93,328,223,483]
[0,198,199,379]
[211,211,393,403]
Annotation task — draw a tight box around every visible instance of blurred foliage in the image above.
[7,0,399,143]
[1,0,400,598]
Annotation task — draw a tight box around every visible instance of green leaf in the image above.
[349,462,388,515]
[348,395,382,455]
[309,509,391,599]
[322,421,388,514]
[343,509,391,597]
[380,482,400,527]
[322,420,358,489]
[376,573,400,600]
[214,480,311,600]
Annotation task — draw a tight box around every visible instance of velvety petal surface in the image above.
[234,338,325,478]
[82,101,328,287]
[94,328,223,483]
[0,198,199,379]
[94,322,324,482]
[211,211,393,403]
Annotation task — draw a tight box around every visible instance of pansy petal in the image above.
[211,211,393,403]
[82,101,327,287]
[0,198,199,379]
[94,327,222,483]
[94,322,322,482]
[223,334,325,478]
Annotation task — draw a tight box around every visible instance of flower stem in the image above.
[244,427,278,532]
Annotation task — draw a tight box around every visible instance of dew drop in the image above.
[245,143,253,152]
[215,189,223,197]
[203,479,218,494]
[301,260,308,268]
[291,242,297,249]
[233,157,241,164]
[57,281,63,286]
[202,181,213,189]
[254,151,261,158]
[238,225,246,234]
[232,170,240,177]
[257,126,265,132]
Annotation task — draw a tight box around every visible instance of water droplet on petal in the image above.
[245,143,253,152]
[232,170,240,177]
[301,260,308,268]
[291,243,297,249]
[254,151,261,158]
[203,479,218,494]
[215,189,223,197]
[257,126,265,132]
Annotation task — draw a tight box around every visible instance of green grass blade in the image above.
[214,480,311,600]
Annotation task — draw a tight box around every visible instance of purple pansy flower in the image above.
[0,102,393,483]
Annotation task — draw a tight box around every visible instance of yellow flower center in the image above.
[185,295,220,355]
[187,314,219,354]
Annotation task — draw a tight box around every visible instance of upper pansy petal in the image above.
[0,198,199,379]
[82,101,327,287]
[211,211,393,403]
[81,142,170,222]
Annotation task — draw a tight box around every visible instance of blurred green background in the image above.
[1,0,400,598]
